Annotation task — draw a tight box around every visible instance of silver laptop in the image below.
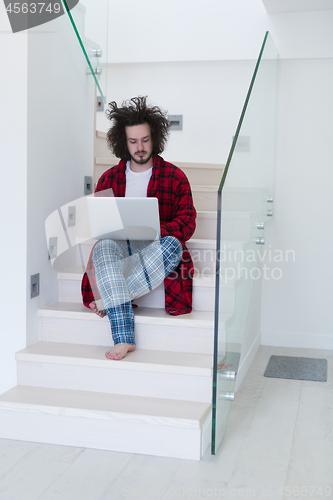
[86,197,160,241]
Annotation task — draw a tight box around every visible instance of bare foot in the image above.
[105,343,136,360]
[89,300,106,318]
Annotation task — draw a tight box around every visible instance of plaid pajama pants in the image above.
[92,236,182,345]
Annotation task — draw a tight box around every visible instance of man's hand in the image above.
[89,300,106,318]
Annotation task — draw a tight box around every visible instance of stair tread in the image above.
[39,303,231,328]
[75,236,218,248]
[16,341,213,376]
[59,268,216,287]
[95,157,224,170]
[0,385,210,428]
[187,238,246,250]
[196,211,251,219]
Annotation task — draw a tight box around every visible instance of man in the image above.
[81,96,196,360]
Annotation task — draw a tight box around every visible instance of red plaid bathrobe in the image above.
[81,155,197,315]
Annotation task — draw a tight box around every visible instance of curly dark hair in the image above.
[105,96,170,160]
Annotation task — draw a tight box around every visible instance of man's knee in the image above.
[92,239,120,261]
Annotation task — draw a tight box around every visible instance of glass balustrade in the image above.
[62,0,109,103]
[211,32,278,454]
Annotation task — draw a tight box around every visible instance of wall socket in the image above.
[30,273,40,298]
[96,95,104,112]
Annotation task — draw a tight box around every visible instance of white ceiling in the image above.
[262,0,333,13]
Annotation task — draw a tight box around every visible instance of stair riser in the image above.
[193,190,270,214]
[222,192,271,213]
[191,248,243,275]
[194,217,250,241]
[77,244,219,275]
[74,217,252,248]
[193,217,217,240]
[0,409,202,460]
[17,362,212,403]
[58,280,234,313]
[94,158,223,187]
[40,317,216,354]
[76,245,244,277]
[95,136,111,158]
[192,191,218,212]
[220,218,252,242]
[134,283,235,312]
[180,169,222,186]
[95,166,223,190]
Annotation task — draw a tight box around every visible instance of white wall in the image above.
[260,58,333,349]
[0,9,28,394]
[0,4,96,394]
[259,9,333,349]
[26,15,96,346]
[107,0,269,63]
[96,60,255,164]
[268,10,333,59]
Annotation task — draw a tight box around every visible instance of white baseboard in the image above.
[261,330,333,351]
[234,332,261,392]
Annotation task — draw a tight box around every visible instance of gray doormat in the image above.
[264,355,327,382]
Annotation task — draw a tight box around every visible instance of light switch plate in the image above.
[97,95,104,112]
[48,237,57,259]
[168,115,183,130]
[84,176,93,196]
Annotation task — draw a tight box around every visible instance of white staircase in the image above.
[0,134,250,460]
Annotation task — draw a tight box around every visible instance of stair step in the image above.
[94,158,224,188]
[193,209,252,241]
[191,186,218,211]
[94,132,114,159]
[16,342,213,403]
[191,186,272,213]
[16,342,212,376]
[194,211,252,241]
[39,303,216,328]
[75,237,247,277]
[39,303,231,354]
[0,386,211,459]
[58,273,235,313]
[173,161,224,186]
[194,211,217,240]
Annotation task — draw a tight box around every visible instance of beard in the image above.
[130,151,153,165]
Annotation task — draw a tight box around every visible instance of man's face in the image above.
[125,123,153,165]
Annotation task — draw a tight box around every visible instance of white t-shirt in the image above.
[125,161,152,197]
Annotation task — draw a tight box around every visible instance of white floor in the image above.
[1,345,333,500]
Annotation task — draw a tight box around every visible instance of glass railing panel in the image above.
[62,0,109,103]
[212,32,278,454]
